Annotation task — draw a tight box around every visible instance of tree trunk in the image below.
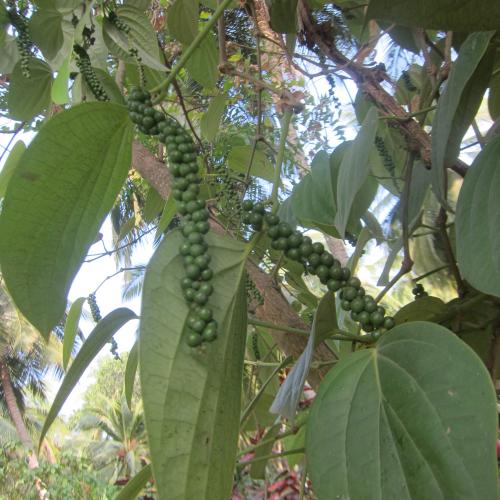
[0,360,39,468]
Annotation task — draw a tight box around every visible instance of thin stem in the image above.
[93,266,145,293]
[413,264,449,282]
[237,447,305,468]
[150,0,233,98]
[380,106,436,121]
[248,317,310,336]
[237,423,306,457]
[271,108,293,214]
[240,356,293,425]
[437,207,466,297]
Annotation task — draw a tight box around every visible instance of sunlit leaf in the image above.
[0,103,133,334]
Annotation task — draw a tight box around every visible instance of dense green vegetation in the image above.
[1,0,500,498]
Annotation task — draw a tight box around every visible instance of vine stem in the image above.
[150,0,233,99]
[236,447,305,468]
[248,317,309,336]
[237,422,306,457]
[271,108,293,214]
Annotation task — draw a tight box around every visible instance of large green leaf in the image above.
[200,94,226,141]
[456,134,500,297]
[51,50,71,105]
[306,322,497,500]
[7,57,53,121]
[335,107,378,236]
[228,144,274,181]
[366,0,500,31]
[103,5,165,71]
[29,6,64,60]
[431,32,494,204]
[488,57,500,120]
[0,140,25,198]
[268,0,298,33]
[0,103,133,335]
[115,464,152,500]
[140,230,248,499]
[62,296,85,369]
[167,0,198,45]
[0,35,20,73]
[393,296,446,324]
[184,33,219,88]
[39,308,138,446]
[290,150,338,235]
[124,340,138,409]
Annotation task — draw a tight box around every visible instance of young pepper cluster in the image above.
[127,89,217,347]
[241,201,395,335]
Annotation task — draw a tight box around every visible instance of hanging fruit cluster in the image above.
[241,201,395,335]
[127,88,217,347]
[412,283,428,299]
[74,45,109,102]
[7,6,32,78]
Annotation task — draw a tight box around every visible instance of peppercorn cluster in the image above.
[241,201,395,335]
[88,293,102,323]
[412,283,428,299]
[127,88,217,347]
[74,45,109,102]
[8,8,32,78]
[108,11,131,34]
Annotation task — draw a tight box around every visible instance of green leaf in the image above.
[335,107,379,236]
[51,51,71,104]
[167,0,198,45]
[228,144,274,181]
[347,226,372,274]
[290,150,338,236]
[7,57,53,121]
[270,292,336,420]
[62,296,85,369]
[366,0,500,31]
[115,464,152,500]
[250,424,281,479]
[103,6,165,71]
[142,185,164,222]
[268,0,298,33]
[306,321,498,500]
[0,103,133,335]
[185,33,219,88]
[124,340,138,409]
[456,134,500,297]
[0,35,20,74]
[394,296,446,324]
[0,140,25,198]
[431,32,494,204]
[488,58,500,120]
[140,230,248,499]
[40,308,138,446]
[154,194,177,240]
[29,7,64,60]
[200,94,226,141]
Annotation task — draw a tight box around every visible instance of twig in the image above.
[0,123,25,164]
[85,226,157,262]
[93,266,145,293]
[216,0,227,65]
[150,0,233,98]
